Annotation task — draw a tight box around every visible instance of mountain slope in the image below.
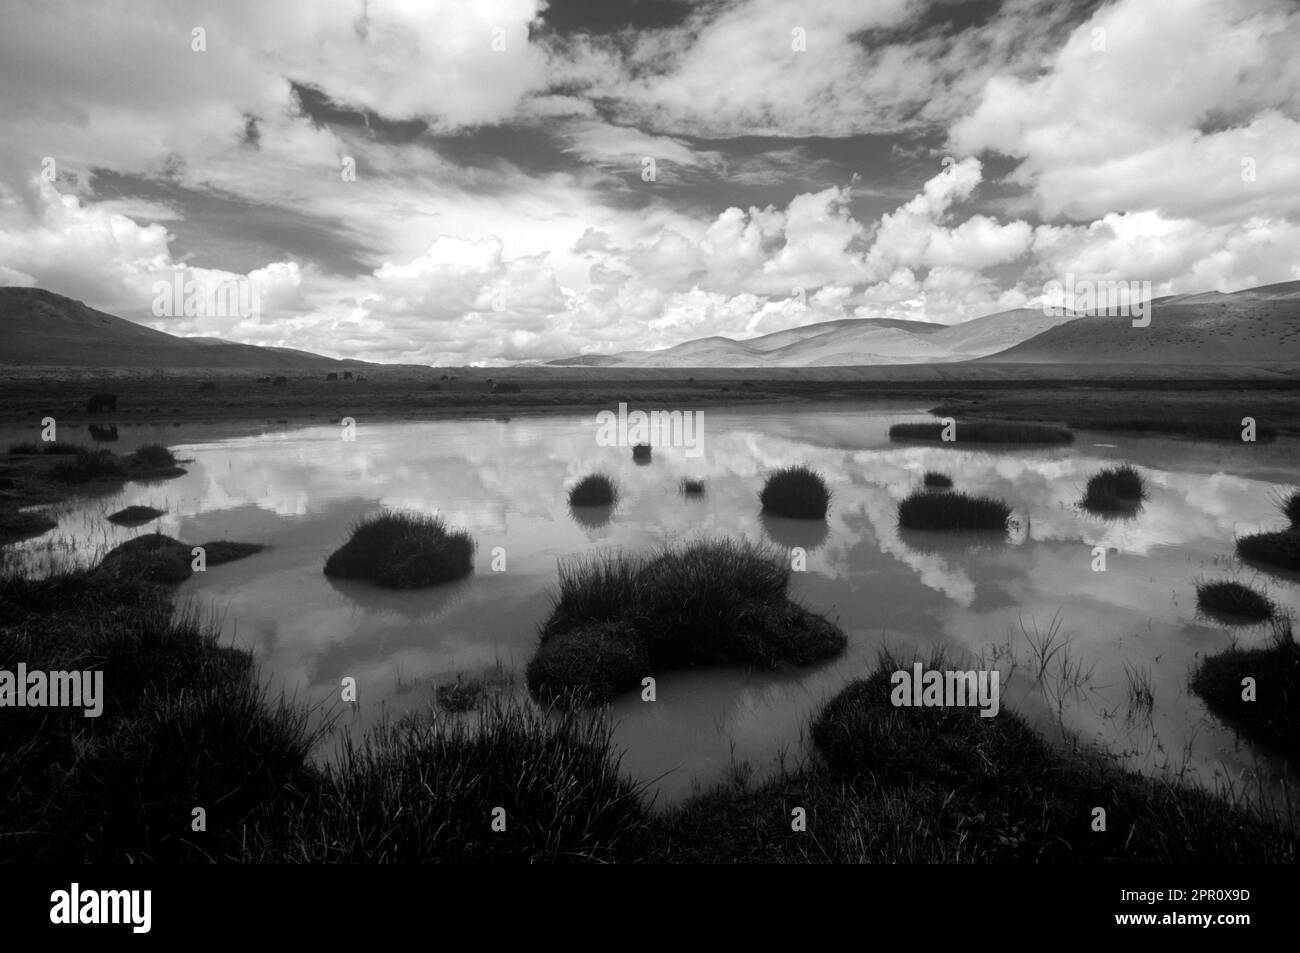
[1,287,369,370]
[982,283,1300,364]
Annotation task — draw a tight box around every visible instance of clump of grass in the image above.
[1196,580,1274,621]
[50,449,127,483]
[1081,464,1147,513]
[568,473,618,507]
[680,478,705,496]
[264,698,648,862]
[435,676,484,713]
[97,534,264,583]
[126,444,181,473]
[0,510,57,545]
[107,505,166,526]
[897,490,1011,532]
[1275,487,1300,528]
[1236,530,1300,573]
[324,511,475,589]
[889,421,1073,444]
[759,465,830,519]
[922,471,952,489]
[528,539,846,706]
[1191,617,1298,759]
[632,443,652,461]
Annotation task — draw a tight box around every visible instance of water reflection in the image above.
[4,404,1298,805]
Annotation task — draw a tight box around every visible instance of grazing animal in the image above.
[342,371,353,380]
[88,423,118,442]
[326,372,338,381]
[86,393,116,413]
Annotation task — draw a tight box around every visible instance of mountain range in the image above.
[546,282,1300,367]
[4,282,1299,371]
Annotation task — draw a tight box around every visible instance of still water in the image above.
[8,403,1299,805]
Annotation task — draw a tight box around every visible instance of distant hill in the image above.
[546,282,1300,367]
[1,287,373,371]
[544,309,1080,367]
[982,282,1300,364]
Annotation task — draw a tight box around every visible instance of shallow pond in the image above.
[7,403,1299,805]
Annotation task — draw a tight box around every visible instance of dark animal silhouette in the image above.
[86,393,116,413]
[88,423,119,442]
[342,371,353,380]
[326,372,338,381]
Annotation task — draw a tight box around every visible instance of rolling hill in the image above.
[981,283,1300,364]
[0,287,371,371]
[546,282,1300,367]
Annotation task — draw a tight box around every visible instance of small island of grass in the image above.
[526,538,846,706]
[897,490,1011,531]
[759,465,830,519]
[1195,580,1274,621]
[1081,464,1147,514]
[323,511,475,589]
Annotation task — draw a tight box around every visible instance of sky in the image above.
[1,0,1298,366]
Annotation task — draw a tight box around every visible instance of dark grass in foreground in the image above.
[1081,464,1147,514]
[679,477,705,496]
[3,549,1294,862]
[568,473,618,507]
[654,646,1296,863]
[527,539,846,705]
[889,420,1073,444]
[759,465,830,519]
[897,490,1011,532]
[922,471,952,489]
[1191,619,1299,760]
[1195,580,1274,621]
[324,510,474,588]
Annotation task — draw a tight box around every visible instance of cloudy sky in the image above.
[2,0,1298,365]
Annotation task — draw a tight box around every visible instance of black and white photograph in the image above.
[0,0,1296,930]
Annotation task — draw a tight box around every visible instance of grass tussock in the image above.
[759,465,830,519]
[897,490,1011,532]
[1282,488,1300,528]
[252,699,649,862]
[632,443,652,461]
[1237,530,1300,573]
[1195,580,1274,621]
[679,478,705,496]
[568,473,618,508]
[323,510,475,589]
[107,505,166,526]
[1082,464,1147,513]
[889,420,1073,444]
[527,539,846,705]
[50,448,127,483]
[1191,619,1299,759]
[922,471,953,489]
